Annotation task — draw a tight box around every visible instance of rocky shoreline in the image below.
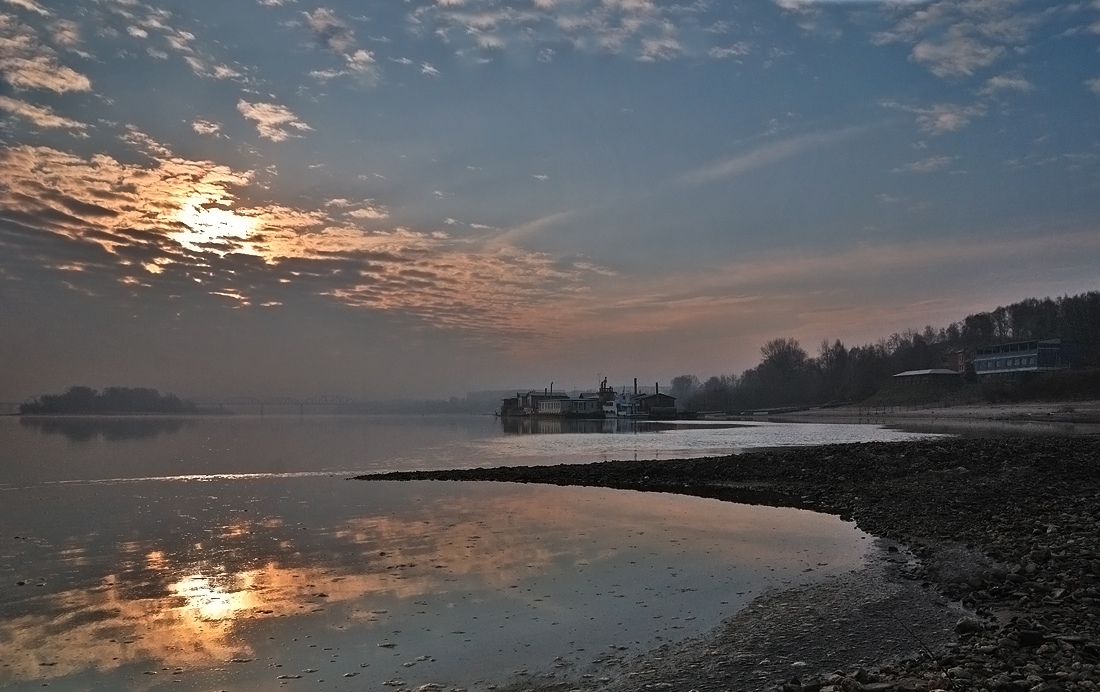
[357,436,1100,692]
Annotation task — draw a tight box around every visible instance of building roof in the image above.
[974,339,1066,355]
[893,369,962,378]
[633,392,676,401]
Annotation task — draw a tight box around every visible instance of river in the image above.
[0,415,940,691]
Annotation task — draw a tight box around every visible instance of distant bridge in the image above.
[193,395,358,415]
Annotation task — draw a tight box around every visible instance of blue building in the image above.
[972,339,1081,376]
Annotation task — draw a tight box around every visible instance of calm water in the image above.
[0,416,939,691]
[1,414,937,484]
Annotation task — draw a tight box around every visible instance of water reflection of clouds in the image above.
[1,554,451,683]
[0,563,345,682]
[0,480,868,688]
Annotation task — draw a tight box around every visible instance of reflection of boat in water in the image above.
[499,378,682,420]
[499,416,746,435]
[500,415,658,435]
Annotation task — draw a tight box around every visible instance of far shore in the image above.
[764,398,1100,437]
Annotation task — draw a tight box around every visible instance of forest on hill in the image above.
[670,291,1100,413]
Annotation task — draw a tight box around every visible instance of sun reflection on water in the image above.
[172,572,258,622]
[0,481,869,689]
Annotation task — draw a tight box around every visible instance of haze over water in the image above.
[4,414,937,484]
[0,416,940,690]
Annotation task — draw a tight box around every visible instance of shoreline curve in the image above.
[357,435,1100,691]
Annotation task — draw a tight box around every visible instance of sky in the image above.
[0,0,1098,401]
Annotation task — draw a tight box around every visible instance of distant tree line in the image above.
[670,291,1100,413]
[20,386,197,415]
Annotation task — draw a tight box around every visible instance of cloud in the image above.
[121,19,243,82]
[774,0,814,12]
[708,42,751,59]
[344,204,390,220]
[121,125,173,158]
[637,36,682,62]
[48,19,82,50]
[1088,77,1100,97]
[0,14,91,92]
[305,7,356,54]
[911,33,1004,78]
[237,100,312,142]
[164,30,195,53]
[0,144,614,340]
[3,0,49,16]
[489,210,574,247]
[410,0,731,63]
[0,95,86,130]
[915,104,985,135]
[475,33,505,50]
[880,100,986,135]
[981,74,1034,95]
[871,1,1038,80]
[309,68,344,82]
[893,155,955,173]
[677,125,871,186]
[346,48,377,76]
[212,64,242,80]
[191,119,222,136]
[303,7,379,83]
[47,18,88,57]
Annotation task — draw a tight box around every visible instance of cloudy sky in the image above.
[1,0,1098,401]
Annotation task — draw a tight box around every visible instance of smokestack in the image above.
[655,382,659,394]
[634,378,637,395]
[550,382,553,394]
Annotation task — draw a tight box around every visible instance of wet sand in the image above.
[359,425,1100,691]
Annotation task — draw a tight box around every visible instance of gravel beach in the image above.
[358,432,1100,692]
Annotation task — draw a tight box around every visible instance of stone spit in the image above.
[358,436,1100,692]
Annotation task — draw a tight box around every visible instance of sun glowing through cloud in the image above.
[173,195,259,253]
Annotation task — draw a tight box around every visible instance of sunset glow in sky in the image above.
[1,0,1098,400]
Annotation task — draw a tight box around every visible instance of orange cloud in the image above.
[0,95,86,129]
[0,143,611,337]
[236,99,312,142]
[0,13,91,92]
